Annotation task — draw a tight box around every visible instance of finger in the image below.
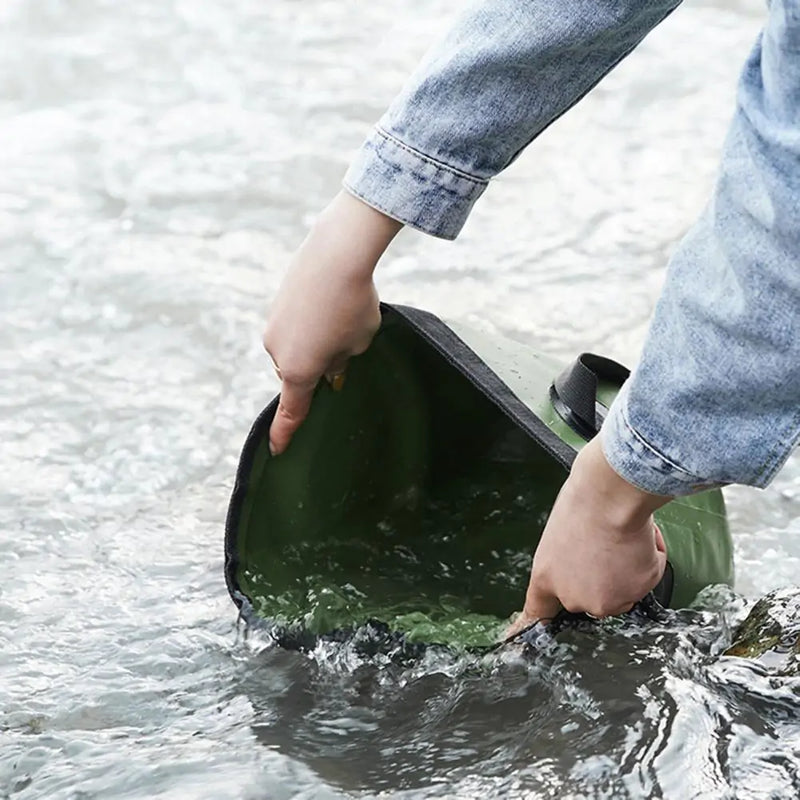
[504,611,538,639]
[595,602,635,618]
[649,522,668,590]
[269,377,316,456]
[596,545,669,617]
[504,601,560,640]
[263,337,284,384]
[654,522,666,553]
[324,356,349,392]
[653,546,668,587]
[325,372,346,392]
[520,581,563,629]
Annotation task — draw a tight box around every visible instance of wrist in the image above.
[567,437,671,533]
[310,190,403,277]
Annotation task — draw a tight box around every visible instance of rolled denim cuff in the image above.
[601,384,724,498]
[343,127,489,240]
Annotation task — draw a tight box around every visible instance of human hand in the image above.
[506,436,671,637]
[263,191,403,456]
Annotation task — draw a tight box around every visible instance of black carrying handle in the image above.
[550,353,630,440]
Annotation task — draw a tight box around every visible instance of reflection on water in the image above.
[2,0,800,797]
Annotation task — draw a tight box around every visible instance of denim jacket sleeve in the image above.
[344,0,800,496]
[344,0,682,240]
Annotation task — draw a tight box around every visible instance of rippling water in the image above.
[3,0,800,797]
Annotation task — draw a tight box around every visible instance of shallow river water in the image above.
[3,0,800,798]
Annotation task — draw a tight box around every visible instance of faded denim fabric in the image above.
[603,0,800,495]
[344,0,800,495]
[345,0,682,239]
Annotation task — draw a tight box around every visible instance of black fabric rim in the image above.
[386,303,577,470]
[224,395,279,611]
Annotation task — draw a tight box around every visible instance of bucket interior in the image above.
[232,311,568,648]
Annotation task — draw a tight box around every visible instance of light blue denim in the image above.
[344,0,800,496]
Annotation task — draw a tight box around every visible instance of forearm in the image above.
[603,1,800,495]
[312,190,403,277]
[345,0,683,239]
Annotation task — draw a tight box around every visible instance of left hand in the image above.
[263,191,402,456]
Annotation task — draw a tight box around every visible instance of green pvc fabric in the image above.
[225,304,733,649]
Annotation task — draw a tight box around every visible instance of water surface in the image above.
[3,1,800,798]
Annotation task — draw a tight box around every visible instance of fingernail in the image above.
[269,441,277,456]
[325,371,347,392]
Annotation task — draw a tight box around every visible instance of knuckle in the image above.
[367,309,382,333]
[350,328,380,357]
[561,599,583,615]
[350,339,372,357]
[262,320,278,351]
[529,561,548,584]
[586,601,614,619]
[280,367,314,387]
[276,402,303,425]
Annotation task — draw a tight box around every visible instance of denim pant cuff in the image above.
[343,127,487,240]
[601,387,725,497]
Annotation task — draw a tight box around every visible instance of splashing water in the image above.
[3,0,800,798]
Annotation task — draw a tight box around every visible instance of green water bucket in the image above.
[225,304,733,649]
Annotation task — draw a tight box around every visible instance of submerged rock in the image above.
[725,587,800,673]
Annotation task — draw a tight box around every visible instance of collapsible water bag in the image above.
[225,304,733,650]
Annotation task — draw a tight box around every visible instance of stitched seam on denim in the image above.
[342,181,459,239]
[619,401,702,482]
[753,407,800,485]
[374,127,488,186]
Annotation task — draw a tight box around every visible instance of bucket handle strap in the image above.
[550,353,630,440]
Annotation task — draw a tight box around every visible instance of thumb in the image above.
[522,581,563,626]
[505,582,563,638]
[269,377,316,456]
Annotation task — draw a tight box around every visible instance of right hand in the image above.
[263,191,403,456]
[505,436,670,638]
